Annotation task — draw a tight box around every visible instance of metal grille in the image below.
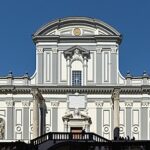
[72,71,81,86]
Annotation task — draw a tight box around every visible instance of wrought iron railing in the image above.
[31,132,110,146]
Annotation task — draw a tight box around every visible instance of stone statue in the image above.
[74,108,80,118]
[0,118,5,139]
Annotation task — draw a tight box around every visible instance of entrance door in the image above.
[71,127,82,133]
[71,127,82,139]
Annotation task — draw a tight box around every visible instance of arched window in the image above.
[71,60,83,86]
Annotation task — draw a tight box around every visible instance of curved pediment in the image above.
[33,17,121,37]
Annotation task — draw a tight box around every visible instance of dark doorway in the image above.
[71,127,83,139]
[71,127,82,133]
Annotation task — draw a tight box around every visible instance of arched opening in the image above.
[71,60,83,86]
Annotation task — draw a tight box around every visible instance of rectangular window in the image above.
[72,71,81,86]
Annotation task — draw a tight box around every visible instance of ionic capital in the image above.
[6,100,14,107]
[125,102,133,107]
[51,101,59,107]
[111,47,118,53]
[36,47,43,53]
[22,101,30,107]
[95,101,103,108]
[52,47,58,53]
[141,102,150,107]
[96,46,102,53]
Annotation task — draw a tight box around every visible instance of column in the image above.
[6,99,14,140]
[67,56,71,85]
[31,90,39,139]
[83,57,87,86]
[112,88,120,140]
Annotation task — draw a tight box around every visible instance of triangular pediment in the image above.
[63,45,90,59]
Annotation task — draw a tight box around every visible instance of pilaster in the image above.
[83,57,88,85]
[66,56,71,85]
[52,47,58,84]
[36,47,44,84]
[96,47,102,84]
[141,101,149,139]
[125,102,133,137]
[6,99,14,140]
[51,101,59,132]
[95,101,103,135]
[22,101,30,140]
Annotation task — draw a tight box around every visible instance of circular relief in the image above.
[46,126,50,132]
[31,126,33,132]
[133,126,138,132]
[16,126,22,132]
[104,126,109,133]
[120,127,123,132]
[73,28,81,36]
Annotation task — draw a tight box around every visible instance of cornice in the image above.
[0,85,150,95]
[32,35,121,44]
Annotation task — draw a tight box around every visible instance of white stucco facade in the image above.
[0,17,150,142]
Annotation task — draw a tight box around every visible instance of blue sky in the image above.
[0,0,150,77]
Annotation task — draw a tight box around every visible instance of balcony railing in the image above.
[31,132,110,146]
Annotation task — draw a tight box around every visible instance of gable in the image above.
[33,17,121,36]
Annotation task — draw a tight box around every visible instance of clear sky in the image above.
[0,0,150,77]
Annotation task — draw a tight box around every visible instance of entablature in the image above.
[0,85,150,95]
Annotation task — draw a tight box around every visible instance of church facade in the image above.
[0,17,150,142]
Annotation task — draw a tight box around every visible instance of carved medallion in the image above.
[73,28,81,36]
